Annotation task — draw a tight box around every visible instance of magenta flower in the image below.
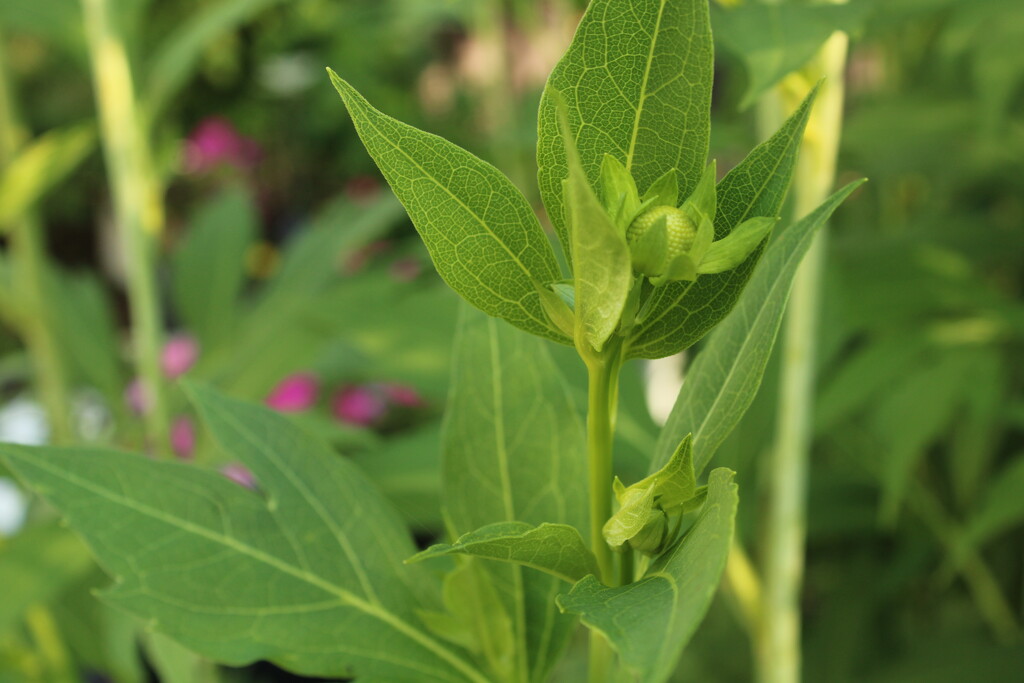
[170,416,196,460]
[161,334,199,379]
[220,463,256,489]
[332,385,388,426]
[183,117,262,174]
[266,373,319,412]
[389,257,422,282]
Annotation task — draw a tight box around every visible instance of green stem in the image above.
[82,0,170,454]
[0,27,74,444]
[584,342,623,683]
[25,605,76,683]
[757,18,849,683]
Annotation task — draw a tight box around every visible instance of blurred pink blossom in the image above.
[162,334,200,379]
[382,383,424,407]
[332,385,388,426]
[183,117,262,173]
[266,373,319,412]
[221,463,256,489]
[124,378,150,415]
[170,416,196,460]
[344,175,381,204]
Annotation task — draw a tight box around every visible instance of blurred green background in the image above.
[0,0,1021,681]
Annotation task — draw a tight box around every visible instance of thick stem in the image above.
[0,27,74,444]
[82,0,170,454]
[757,21,849,683]
[584,343,622,683]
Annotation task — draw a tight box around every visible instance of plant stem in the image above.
[24,605,76,683]
[757,17,849,683]
[82,0,170,454]
[584,342,623,683]
[0,26,74,444]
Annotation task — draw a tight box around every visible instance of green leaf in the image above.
[0,523,95,633]
[443,306,587,682]
[538,0,713,256]
[964,455,1024,548]
[171,185,256,350]
[712,2,870,109]
[411,522,598,584]
[0,387,489,683]
[417,560,516,679]
[600,154,642,229]
[559,468,739,683]
[0,123,95,228]
[330,71,566,343]
[603,481,658,551]
[555,96,633,352]
[642,168,680,209]
[651,180,866,476]
[144,0,288,116]
[697,216,776,274]
[143,632,221,683]
[627,86,820,360]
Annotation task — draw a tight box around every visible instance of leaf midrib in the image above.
[10,453,488,683]
[625,0,669,173]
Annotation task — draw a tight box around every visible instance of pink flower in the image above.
[332,385,388,426]
[161,334,199,379]
[344,175,381,204]
[124,378,150,415]
[220,463,256,489]
[266,373,319,412]
[170,416,196,460]
[382,383,423,407]
[183,117,262,174]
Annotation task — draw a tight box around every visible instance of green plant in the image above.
[0,1,862,681]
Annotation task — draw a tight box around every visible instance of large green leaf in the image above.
[627,87,818,360]
[411,522,598,584]
[963,455,1024,549]
[651,180,865,476]
[443,306,587,682]
[537,0,713,257]
[329,71,565,343]
[558,468,738,683]
[713,2,871,108]
[171,185,256,351]
[0,387,489,683]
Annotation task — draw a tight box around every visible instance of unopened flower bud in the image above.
[626,205,696,259]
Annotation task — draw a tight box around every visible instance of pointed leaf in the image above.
[698,216,776,274]
[443,306,587,681]
[628,86,819,359]
[330,71,565,342]
[642,168,680,209]
[538,0,713,256]
[560,468,739,683]
[603,482,657,551]
[651,180,866,476]
[411,522,598,584]
[0,388,489,683]
[600,154,641,228]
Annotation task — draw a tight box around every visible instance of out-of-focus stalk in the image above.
[0,26,74,444]
[756,6,850,683]
[81,0,170,454]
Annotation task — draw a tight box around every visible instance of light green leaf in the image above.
[411,522,598,584]
[627,86,819,360]
[144,0,288,116]
[538,0,713,256]
[559,468,739,683]
[555,97,633,352]
[603,481,658,551]
[418,561,516,681]
[171,185,256,350]
[712,2,870,109]
[698,216,776,274]
[642,168,680,208]
[143,632,222,683]
[330,71,565,343]
[444,306,587,682]
[600,154,642,229]
[651,180,866,476]
[0,123,95,227]
[0,387,489,683]
[537,285,576,339]
[0,523,95,633]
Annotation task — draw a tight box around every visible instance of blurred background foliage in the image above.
[0,0,1021,681]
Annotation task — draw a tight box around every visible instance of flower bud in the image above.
[626,205,696,260]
